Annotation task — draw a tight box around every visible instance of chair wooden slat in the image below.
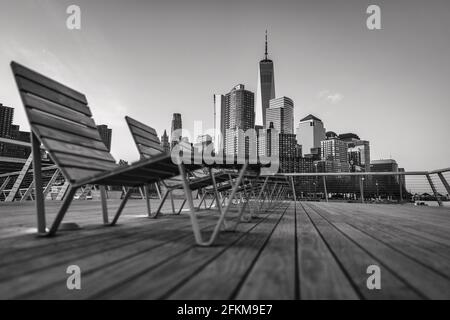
[129,126,161,144]
[27,109,103,142]
[55,152,118,171]
[126,116,158,136]
[134,136,164,152]
[34,125,109,152]
[23,93,97,129]
[15,76,91,116]
[42,137,116,163]
[11,62,88,106]
[140,145,165,158]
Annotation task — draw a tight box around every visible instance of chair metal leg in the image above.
[177,199,186,214]
[178,161,248,246]
[144,184,152,216]
[153,189,170,218]
[110,188,133,226]
[47,187,77,236]
[100,185,109,224]
[197,191,207,210]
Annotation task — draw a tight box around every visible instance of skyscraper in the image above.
[171,113,182,148]
[161,130,170,153]
[339,133,370,172]
[97,124,112,152]
[296,114,326,155]
[214,94,226,153]
[321,138,348,163]
[223,84,255,157]
[266,96,294,134]
[256,31,275,127]
[0,103,14,138]
[278,133,297,173]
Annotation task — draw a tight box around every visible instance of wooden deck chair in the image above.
[11,61,193,236]
[125,116,233,217]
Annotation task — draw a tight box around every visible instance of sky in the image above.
[0,0,449,171]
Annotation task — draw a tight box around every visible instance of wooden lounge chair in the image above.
[125,116,234,217]
[10,61,192,236]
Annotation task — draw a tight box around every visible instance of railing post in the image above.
[399,174,403,203]
[426,174,443,207]
[359,176,365,203]
[322,176,328,203]
[437,172,450,196]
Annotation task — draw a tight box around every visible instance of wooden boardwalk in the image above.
[0,199,449,299]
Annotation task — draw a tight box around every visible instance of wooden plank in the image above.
[0,215,195,283]
[27,109,102,142]
[140,145,164,158]
[134,135,164,151]
[332,223,450,299]
[12,62,88,105]
[301,203,422,299]
[235,203,297,299]
[42,138,115,163]
[99,211,275,299]
[55,152,117,171]
[34,125,109,151]
[63,167,109,183]
[295,203,358,299]
[129,126,161,144]
[126,116,158,136]
[16,77,90,116]
[23,93,96,129]
[9,210,244,299]
[1,215,222,299]
[311,203,450,273]
[169,207,288,299]
[319,202,450,246]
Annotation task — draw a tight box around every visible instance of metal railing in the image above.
[273,167,450,207]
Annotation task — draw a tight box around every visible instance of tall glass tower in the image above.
[256,30,276,127]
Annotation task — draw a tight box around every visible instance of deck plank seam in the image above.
[161,206,288,300]
[304,203,429,300]
[13,216,241,299]
[229,203,290,300]
[298,202,364,300]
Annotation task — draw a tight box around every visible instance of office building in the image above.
[223,84,255,157]
[321,138,348,163]
[171,113,182,148]
[266,96,294,134]
[0,104,14,138]
[161,130,170,153]
[214,94,226,153]
[278,133,297,173]
[256,31,275,127]
[97,124,112,152]
[296,114,326,156]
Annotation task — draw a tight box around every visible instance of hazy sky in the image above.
[0,0,449,170]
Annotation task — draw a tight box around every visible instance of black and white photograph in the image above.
[0,0,449,305]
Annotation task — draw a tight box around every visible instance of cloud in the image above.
[318,90,344,104]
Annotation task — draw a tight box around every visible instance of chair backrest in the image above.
[11,61,118,183]
[125,116,165,159]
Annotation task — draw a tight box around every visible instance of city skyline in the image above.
[0,0,449,170]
